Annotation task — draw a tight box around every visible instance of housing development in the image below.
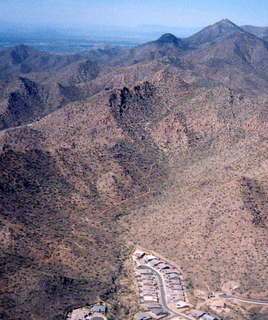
[66,248,268,320]
[133,249,220,320]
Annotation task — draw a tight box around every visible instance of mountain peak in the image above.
[213,18,242,31]
[216,18,237,26]
[157,33,179,44]
[155,33,185,49]
[185,18,244,48]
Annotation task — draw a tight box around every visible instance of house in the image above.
[141,274,155,278]
[176,301,190,309]
[141,277,155,282]
[168,285,182,290]
[167,281,182,286]
[141,275,155,280]
[155,262,165,269]
[91,304,106,314]
[159,264,171,270]
[190,310,206,319]
[143,284,157,288]
[135,312,152,320]
[150,307,168,316]
[172,294,185,301]
[143,288,157,294]
[134,251,146,259]
[170,286,184,291]
[145,255,156,262]
[169,289,183,294]
[170,296,184,302]
[148,259,161,267]
[167,275,179,280]
[200,314,219,320]
[142,284,156,289]
[143,291,157,296]
[142,287,157,292]
[142,281,156,287]
[166,271,180,276]
[145,303,162,308]
[138,269,153,275]
[168,290,184,295]
[143,295,158,302]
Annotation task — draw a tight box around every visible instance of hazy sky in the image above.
[1,0,268,28]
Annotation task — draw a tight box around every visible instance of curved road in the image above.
[218,294,268,306]
[138,265,193,320]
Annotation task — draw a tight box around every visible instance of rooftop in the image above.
[190,310,206,318]
[91,304,106,313]
[200,314,219,320]
[150,307,168,316]
[135,312,152,320]
[176,301,190,308]
[145,255,157,262]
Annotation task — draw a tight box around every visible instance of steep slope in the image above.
[0,77,53,129]
[0,75,170,320]
[0,70,267,320]
[181,31,268,93]
[0,45,84,80]
[242,25,268,38]
[0,76,86,130]
[50,59,100,86]
[184,19,246,49]
[120,72,268,319]
[0,47,104,130]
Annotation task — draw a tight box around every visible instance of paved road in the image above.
[218,294,268,306]
[138,264,193,320]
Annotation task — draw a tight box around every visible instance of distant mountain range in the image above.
[0,19,268,320]
[1,18,268,130]
[1,20,267,42]
[1,20,267,53]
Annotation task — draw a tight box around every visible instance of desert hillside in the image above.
[0,19,267,320]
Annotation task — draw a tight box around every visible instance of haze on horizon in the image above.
[1,0,268,31]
